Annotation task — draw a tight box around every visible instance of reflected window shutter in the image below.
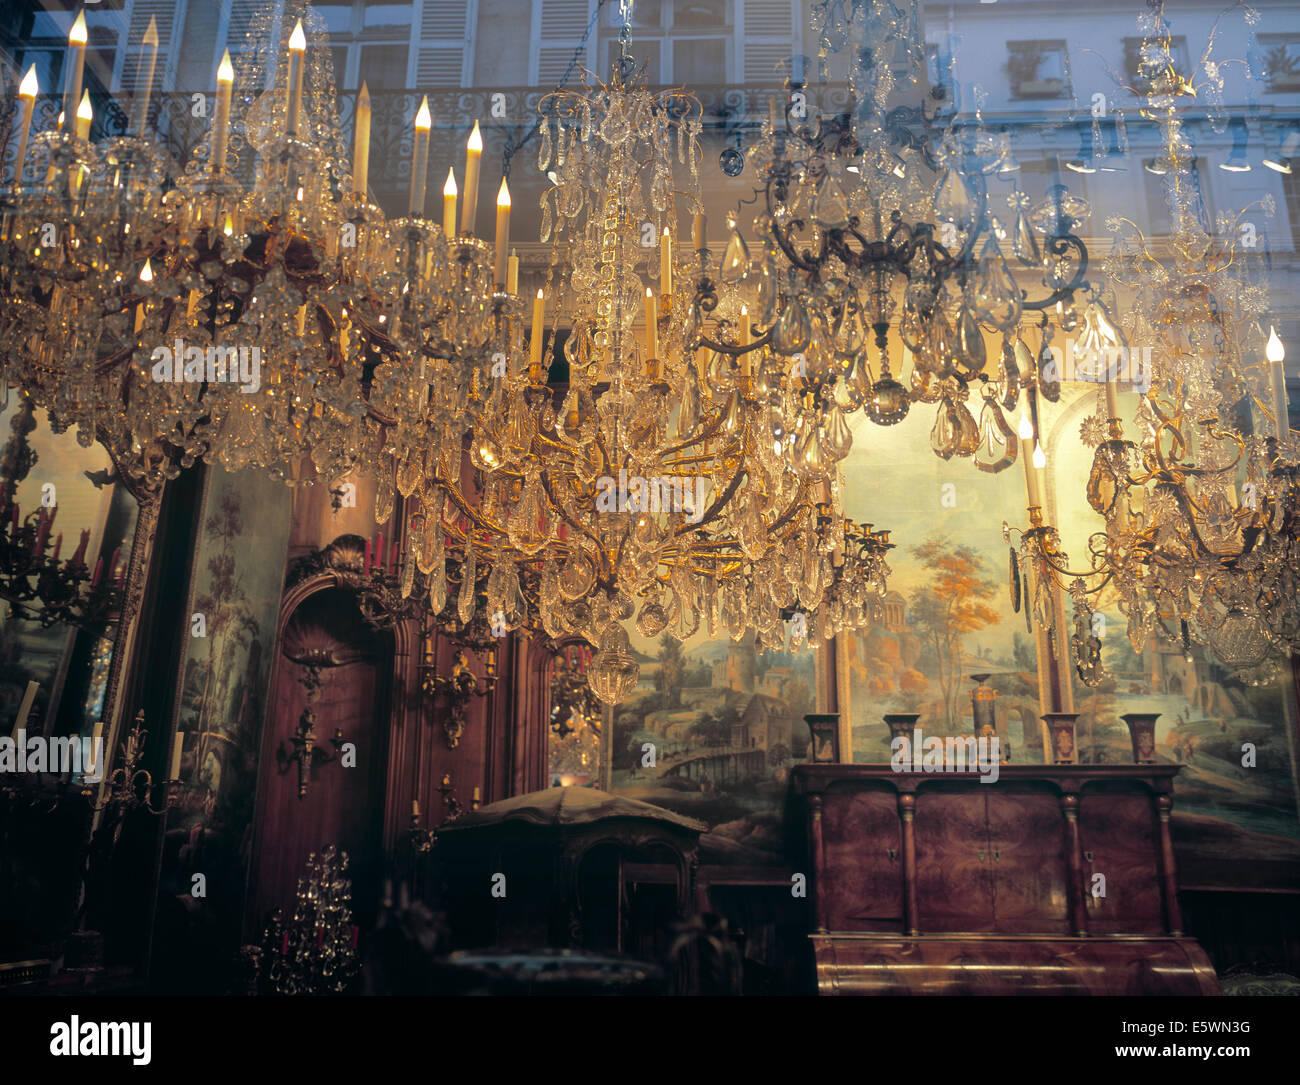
[535,0,595,85]
[416,0,472,87]
[121,0,180,96]
[741,0,799,84]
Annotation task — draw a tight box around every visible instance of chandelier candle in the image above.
[692,213,706,251]
[495,179,511,288]
[62,11,86,134]
[645,288,658,362]
[462,121,483,235]
[213,51,234,174]
[169,732,183,781]
[507,248,519,296]
[352,82,371,198]
[529,289,545,376]
[442,168,457,235]
[74,90,92,142]
[11,66,36,189]
[660,227,673,295]
[130,16,159,136]
[409,97,431,216]
[12,681,38,741]
[287,20,306,137]
[1019,412,1045,509]
[1267,326,1288,440]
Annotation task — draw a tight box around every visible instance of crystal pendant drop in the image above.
[953,303,987,377]
[588,623,640,705]
[934,169,975,229]
[720,225,750,284]
[773,295,813,355]
[972,396,1018,473]
[1011,208,1039,264]
[457,548,476,624]
[811,176,850,227]
[973,237,1022,331]
[821,403,853,460]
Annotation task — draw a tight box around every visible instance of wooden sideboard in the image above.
[789,764,1219,995]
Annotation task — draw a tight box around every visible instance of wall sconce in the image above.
[1219,118,1251,172]
[420,639,497,749]
[277,663,348,800]
[1262,129,1299,174]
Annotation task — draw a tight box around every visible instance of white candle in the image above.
[12,681,38,740]
[411,799,420,817]
[1019,413,1045,509]
[213,50,234,174]
[63,11,87,135]
[494,178,511,287]
[692,213,706,251]
[353,82,371,199]
[1104,376,1120,421]
[529,288,545,372]
[409,96,431,216]
[506,248,519,297]
[12,66,37,189]
[1267,326,1288,440]
[462,121,483,235]
[287,19,306,137]
[660,226,673,295]
[645,288,658,360]
[74,89,92,141]
[442,168,457,235]
[130,15,160,136]
[169,731,184,780]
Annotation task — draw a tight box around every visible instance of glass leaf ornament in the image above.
[973,392,1019,473]
[973,237,1022,331]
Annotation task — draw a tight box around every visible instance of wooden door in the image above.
[820,786,903,932]
[913,783,996,932]
[986,785,1071,934]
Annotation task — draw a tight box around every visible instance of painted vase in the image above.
[1041,712,1081,765]
[1121,713,1161,764]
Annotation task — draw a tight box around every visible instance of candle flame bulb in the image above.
[143,15,158,47]
[69,10,87,45]
[1267,326,1285,364]
[1032,443,1047,470]
[19,65,38,98]
[497,177,510,208]
[289,19,306,51]
[468,120,483,152]
[139,258,154,283]
[1018,412,1034,440]
[218,50,234,84]
[444,168,458,197]
[76,90,92,121]
[415,97,432,130]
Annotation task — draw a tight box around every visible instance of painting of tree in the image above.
[657,634,686,709]
[908,538,1000,730]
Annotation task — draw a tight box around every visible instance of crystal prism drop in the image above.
[973,237,1022,331]
[720,227,750,284]
[934,169,975,228]
[773,295,812,355]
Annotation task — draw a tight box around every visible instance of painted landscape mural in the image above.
[610,624,817,862]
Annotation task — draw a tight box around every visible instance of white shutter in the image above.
[415,0,472,87]
[223,0,264,55]
[120,0,183,96]
[740,0,798,84]
[533,0,596,85]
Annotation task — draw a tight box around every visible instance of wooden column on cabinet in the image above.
[809,795,827,934]
[1060,791,1088,937]
[897,791,919,936]
[1156,792,1184,936]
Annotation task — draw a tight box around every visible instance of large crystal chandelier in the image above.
[686,0,1093,472]
[0,1,497,492]
[1004,0,1298,683]
[377,15,896,704]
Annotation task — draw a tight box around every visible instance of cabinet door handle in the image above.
[886,848,898,862]
[1083,850,1094,862]
[976,850,987,862]
[993,849,1000,861]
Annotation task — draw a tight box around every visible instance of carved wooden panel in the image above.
[987,786,1071,934]
[820,785,903,932]
[1079,783,1164,934]
[914,784,995,932]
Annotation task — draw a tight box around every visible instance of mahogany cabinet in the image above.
[789,765,1219,995]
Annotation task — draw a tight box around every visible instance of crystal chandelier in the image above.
[1004,0,1298,683]
[684,0,1092,472]
[376,19,896,704]
[0,0,499,493]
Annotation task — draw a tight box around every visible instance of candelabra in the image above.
[421,640,497,750]
[260,845,359,995]
[90,712,180,817]
[407,774,478,854]
[276,664,348,800]
[0,400,125,630]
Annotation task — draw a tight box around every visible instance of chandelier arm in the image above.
[536,470,603,555]
[672,464,746,538]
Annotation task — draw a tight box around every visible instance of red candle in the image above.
[363,538,372,577]
[281,931,290,955]
[108,547,120,582]
[376,533,385,572]
[315,927,324,949]
[52,533,62,561]
[90,557,103,587]
[350,925,359,950]
[70,529,89,567]
[10,504,17,531]
[34,509,49,556]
